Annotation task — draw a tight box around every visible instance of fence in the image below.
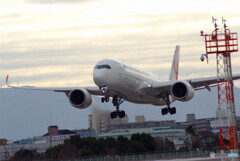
[40,149,215,161]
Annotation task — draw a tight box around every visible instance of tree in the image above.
[155,137,165,151]
[164,138,175,151]
[130,141,147,153]
[58,144,78,159]
[185,125,196,136]
[185,125,197,149]
[76,137,108,156]
[105,137,120,155]
[44,134,159,159]
[196,131,220,150]
[65,135,82,149]
[191,136,201,149]
[117,135,131,153]
[46,144,63,159]
[78,137,97,156]
[131,133,156,151]
[155,137,175,152]
[94,138,107,155]
[179,138,191,151]
[10,149,38,161]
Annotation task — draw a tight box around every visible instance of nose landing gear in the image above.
[100,86,110,103]
[101,86,108,94]
[101,97,109,103]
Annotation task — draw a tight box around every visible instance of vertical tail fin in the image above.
[169,45,180,81]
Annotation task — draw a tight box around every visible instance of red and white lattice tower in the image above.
[200,17,238,161]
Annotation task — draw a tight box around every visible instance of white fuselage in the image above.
[93,59,172,106]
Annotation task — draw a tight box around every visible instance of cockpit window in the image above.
[94,64,111,69]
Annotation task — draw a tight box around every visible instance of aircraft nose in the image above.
[93,69,107,87]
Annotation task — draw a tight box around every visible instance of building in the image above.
[0,126,77,161]
[43,126,76,143]
[43,125,76,137]
[88,115,93,129]
[191,118,216,133]
[73,128,96,138]
[2,113,240,160]
[183,114,216,133]
[135,115,145,123]
[48,125,59,136]
[210,116,240,133]
[106,120,182,132]
[0,140,63,161]
[187,114,195,123]
[0,139,7,146]
[90,107,128,134]
[97,127,187,149]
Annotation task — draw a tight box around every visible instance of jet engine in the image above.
[68,89,92,109]
[171,81,194,102]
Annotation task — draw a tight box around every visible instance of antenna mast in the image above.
[200,17,239,160]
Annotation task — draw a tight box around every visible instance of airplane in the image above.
[6,45,240,119]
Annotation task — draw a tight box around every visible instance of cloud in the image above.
[1,0,240,88]
[26,0,92,4]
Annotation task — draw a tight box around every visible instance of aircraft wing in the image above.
[142,74,240,97]
[5,75,103,96]
[186,74,240,90]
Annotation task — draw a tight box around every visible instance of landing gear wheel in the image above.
[101,97,109,103]
[170,107,176,115]
[119,111,125,118]
[110,111,117,119]
[105,97,109,102]
[101,97,105,103]
[161,108,168,115]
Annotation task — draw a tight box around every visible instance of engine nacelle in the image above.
[171,81,194,102]
[68,89,92,109]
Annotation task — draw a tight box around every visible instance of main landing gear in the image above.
[102,96,125,119]
[161,94,176,115]
[161,106,176,115]
[110,96,125,119]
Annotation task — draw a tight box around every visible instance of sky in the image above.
[1,0,240,87]
[1,87,240,140]
[1,0,240,140]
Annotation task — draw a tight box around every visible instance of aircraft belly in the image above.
[126,97,166,106]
